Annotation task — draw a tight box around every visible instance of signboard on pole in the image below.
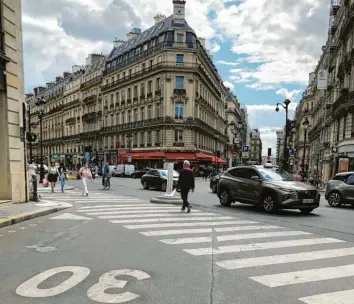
[242,145,249,158]
[128,153,132,163]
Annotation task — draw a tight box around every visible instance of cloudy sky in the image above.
[22,0,330,155]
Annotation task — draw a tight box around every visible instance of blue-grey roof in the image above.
[84,56,106,75]
[107,15,195,62]
[36,78,70,98]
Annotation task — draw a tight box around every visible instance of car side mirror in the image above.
[251,176,261,181]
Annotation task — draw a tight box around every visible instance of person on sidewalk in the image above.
[47,162,59,193]
[178,160,195,213]
[102,163,110,187]
[58,163,67,193]
[79,163,92,196]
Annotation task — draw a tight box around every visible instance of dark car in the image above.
[210,171,224,193]
[217,165,320,214]
[141,169,179,191]
[131,168,152,179]
[325,171,354,207]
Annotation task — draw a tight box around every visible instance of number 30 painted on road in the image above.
[16,266,151,303]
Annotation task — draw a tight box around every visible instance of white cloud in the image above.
[223,81,235,90]
[209,41,221,53]
[213,0,328,88]
[258,127,282,156]
[276,88,302,101]
[216,60,240,66]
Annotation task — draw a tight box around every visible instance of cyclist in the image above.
[102,163,110,187]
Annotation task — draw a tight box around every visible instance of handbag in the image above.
[43,178,49,187]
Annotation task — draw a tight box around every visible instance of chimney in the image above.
[33,87,39,97]
[126,28,141,40]
[56,76,63,83]
[154,14,166,24]
[173,0,186,24]
[113,38,125,48]
[199,38,206,48]
[38,86,46,93]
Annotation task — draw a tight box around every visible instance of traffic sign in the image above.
[232,152,237,158]
[242,145,249,158]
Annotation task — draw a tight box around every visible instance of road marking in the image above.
[214,225,281,232]
[216,247,354,269]
[85,209,202,215]
[217,231,311,242]
[110,216,233,223]
[184,238,345,256]
[96,212,215,219]
[160,237,212,244]
[50,213,93,220]
[78,202,147,207]
[77,204,155,211]
[8,230,16,233]
[299,289,354,304]
[141,228,213,236]
[16,266,90,297]
[0,234,3,238]
[26,245,57,253]
[20,227,27,230]
[123,220,257,229]
[251,264,354,287]
[80,206,179,212]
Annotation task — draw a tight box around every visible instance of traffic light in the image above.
[268,148,271,157]
[26,132,37,143]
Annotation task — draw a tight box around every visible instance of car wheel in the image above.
[211,183,217,193]
[219,190,232,207]
[161,181,167,192]
[299,208,314,214]
[262,193,278,213]
[328,192,342,207]
[143,181,149,190]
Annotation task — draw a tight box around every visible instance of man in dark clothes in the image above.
[178,160,195,213]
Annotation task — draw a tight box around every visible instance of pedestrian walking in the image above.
[178,160,195,213]
[79,162,92,196]
[47,162,59,193]
[58,163,67,193]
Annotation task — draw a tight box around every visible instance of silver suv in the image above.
[217,165,320,214]
[325,172,354,207]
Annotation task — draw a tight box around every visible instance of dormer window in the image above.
[177,33,184,43]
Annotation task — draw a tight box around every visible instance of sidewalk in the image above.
[0,184,74,229]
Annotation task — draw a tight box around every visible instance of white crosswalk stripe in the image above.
[70,193,354,303]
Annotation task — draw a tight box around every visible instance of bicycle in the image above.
[103,174,111,190]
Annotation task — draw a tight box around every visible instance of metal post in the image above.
[28,105,33,163]
[302,129,307,178]
[39,114,45,183]
[283,107,289,171]
[32,175,38,202]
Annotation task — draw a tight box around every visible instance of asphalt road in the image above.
[1,178,354,304]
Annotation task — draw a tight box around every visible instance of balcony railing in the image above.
[63,99,80,110]
[65,117,76,125]
[80,75,103,90]
[83,95,96,104]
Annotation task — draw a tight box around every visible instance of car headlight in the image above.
[278,187,296,193]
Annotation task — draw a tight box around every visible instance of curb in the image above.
[0,207,64,229]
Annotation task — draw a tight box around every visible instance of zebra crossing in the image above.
[48,192,354,303]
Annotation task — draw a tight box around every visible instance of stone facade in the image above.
[0,0,26,203]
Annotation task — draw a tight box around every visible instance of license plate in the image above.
[303,199,314,204]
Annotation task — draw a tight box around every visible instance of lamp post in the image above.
[127,132,133,163]
[301,117,310,178]
[35,97,46,183]
[214,134,220,171]
[229,121,244,166]
[275,98,291,170]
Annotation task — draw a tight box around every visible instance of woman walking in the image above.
[79,163,92,196]
[47,162,59,193]
[58,163,67,193]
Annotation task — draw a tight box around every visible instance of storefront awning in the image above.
[165,153,197,161]
[120,152,165,159]
[196,152,212,160]
[196,152,226,164]
[211,156,226,165]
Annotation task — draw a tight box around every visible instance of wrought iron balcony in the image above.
[65,117,76,125]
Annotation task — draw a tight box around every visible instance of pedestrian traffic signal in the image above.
[26,132,37,143]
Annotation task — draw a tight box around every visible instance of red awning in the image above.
[196,152,213,160]
[211,156,226,165]
[165,153,197,161]
[196,153,226,164]
[121,152,165,159]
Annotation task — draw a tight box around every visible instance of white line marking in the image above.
[214,225,281,232]
[8,230,16,233]
[184,238,345,256]
[160,237,212,244]
[251,264,354,287]
[80,206,179,212]
[77,204,155,210]
[0,234,3,238]
[20,227,27,230]
[217,231,311,242]
[217,247,354,270]
[86,209,202,215]
[141,228,213,236]
[299,289,354,304]
[50,213,93,220]
[109,216,234,223]
[123,220,257,229]
[95,212,215,219]
[78,202,146,207]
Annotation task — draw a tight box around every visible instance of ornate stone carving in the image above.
[171,92,189,104]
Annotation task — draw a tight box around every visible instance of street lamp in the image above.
[275,98,291,170]
[230,121,244,165]
[301,117,310,178]
[35,97,46,183]
[215,134,220,171]
[127,132,133,163]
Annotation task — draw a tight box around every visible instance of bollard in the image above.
[32,175,38,202]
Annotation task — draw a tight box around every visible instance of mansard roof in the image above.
[84,56,106,75]
[107,14,195,62]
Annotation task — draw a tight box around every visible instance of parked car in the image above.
[210,171,224,193]
[141,169,179,191]
[112,164,135,177]
[325,171,354,207]
[131,168,152,179]
[217,165,320,214]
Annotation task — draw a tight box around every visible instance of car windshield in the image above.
[259,169,294,181]
[159,170,179,177]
